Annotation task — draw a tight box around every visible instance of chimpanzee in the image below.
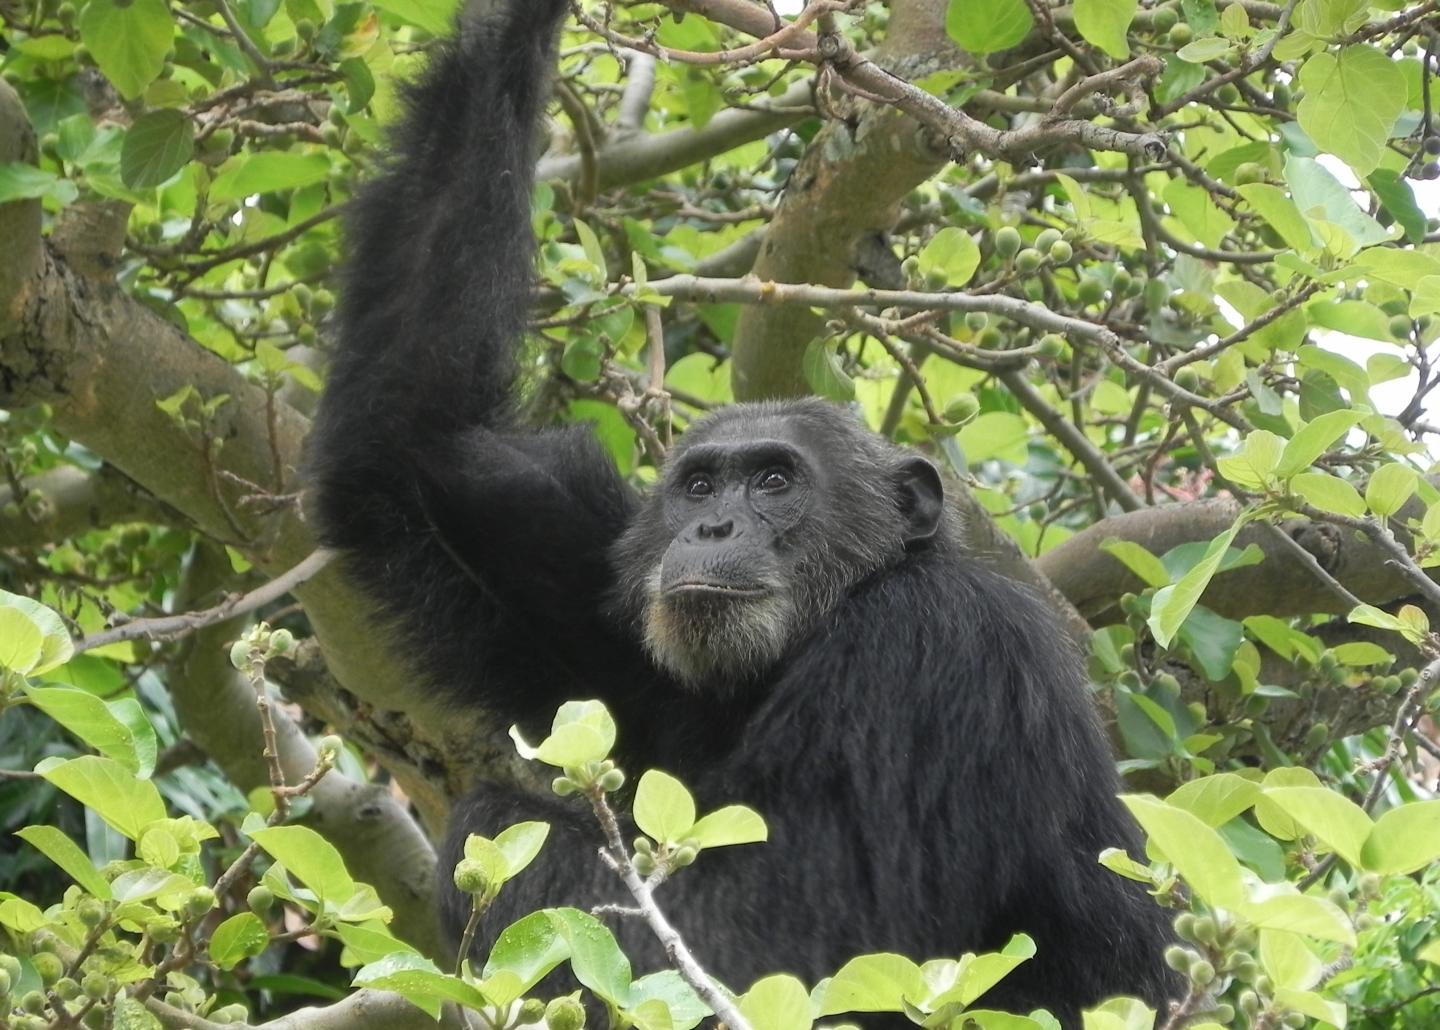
[307,0,1178,1023]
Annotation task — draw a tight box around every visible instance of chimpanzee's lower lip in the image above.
[665,582,769,598]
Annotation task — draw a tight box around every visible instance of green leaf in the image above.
[548,908,632,1006]
[14,825,113,899]
[483,911,571,995]
[210,153,333,202]
[945,0,1034,55]
[817,953,921,1015]
[0,590,73,674]
[573,218,608,281]
[1166,773,1261,828]
[352,953,487,1017]
[1328,641,1393,667]
[1074,0,1136,59]
[1147,520,1243,648]
[1360,800,1440,875]
[1275,411,1360,480]
[740,974,813,1030]
[1240,894,1354,945]
[630,972,710,1030]
[78,0,174,100]
[1176,37,1232,63]
[916,227,980,288]
[120,110,194,189]
[1263,786,1371,867]
[369,0,461,35]
[1237,184,1316,254]
[1296,46,1406,176]
[210,912,271,970]
[942,934,1036,1008]
[1285,156,1389,251]
[802,339,856,403]
[37,755,165,840]
[493,821,550,879]
[1120,794,1245,908]
[0,608,43,674]
[511,699,617,768]
[689,805,767,848]
[1291,472,1365,518]
[958,412,1029,463]
[1365,462,1417,517]
[23,685,154,774]
[1368,169,1428,244]
[1099,540,1170,588]
[0,163,79,206]
[634,770,697,843]
[1216,430,1283,490]
[248,825,356,903]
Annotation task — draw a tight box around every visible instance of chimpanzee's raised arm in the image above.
[308,0,642,720]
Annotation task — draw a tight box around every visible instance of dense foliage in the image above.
[2,0,1440,1028]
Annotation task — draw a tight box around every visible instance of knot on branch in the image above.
[1139,133,1168,162]
[816,31,848,65]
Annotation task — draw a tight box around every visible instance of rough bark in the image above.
[728,0,958,400]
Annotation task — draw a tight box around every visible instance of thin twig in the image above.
[75,549,335,654]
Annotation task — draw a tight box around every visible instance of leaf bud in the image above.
[633,852,657,877]
[597,768,625,792]
[519,998,547,1023]
[453,859,490,896]
[671,845,699,868]
[229,640,252,670]
[1192,914,1218,945]
[1303,723,1331,750]
[212,1004,249,1024]
[316,735,343,764]
[994,226,1023,259]
[545,996,586,1030]
[633,837,653,856]
[1190,958,1216,985]
[552,776,578,797]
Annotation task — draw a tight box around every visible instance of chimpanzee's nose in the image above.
[696,518,734,540]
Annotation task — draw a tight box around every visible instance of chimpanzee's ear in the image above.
[896,457,944,545]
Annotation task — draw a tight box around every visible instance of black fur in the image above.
[308,2,1179,1025]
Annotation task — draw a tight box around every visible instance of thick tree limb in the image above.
[0,465,160,549]
[1037,499,1435,622]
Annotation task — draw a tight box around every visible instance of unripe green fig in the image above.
[1048,239,1073,263]
[1035,228,1063,252]
[964,311,989,333]
[1235,162,1265,185]
[977,327,1003,350]
[1389,314,1412,339]
[247,885,276,914]
[32,952,63,986]
[1168,23,1193,45]
[183,886,216,919]
[1174,366,1200,392]
[552,776,578,796]
[1038,334,1067,359]
[1077,277,1105,305]
[1015,248,1044,273]
[597,768,625,792]
[519,998,547,1023]
[1164,944,1192,971]
[994,226,1022,258]
[1152,7,1178,32]
[944,394,980,425]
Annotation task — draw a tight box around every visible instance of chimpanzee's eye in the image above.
[757,469,790,492]
[685,474,714,498]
